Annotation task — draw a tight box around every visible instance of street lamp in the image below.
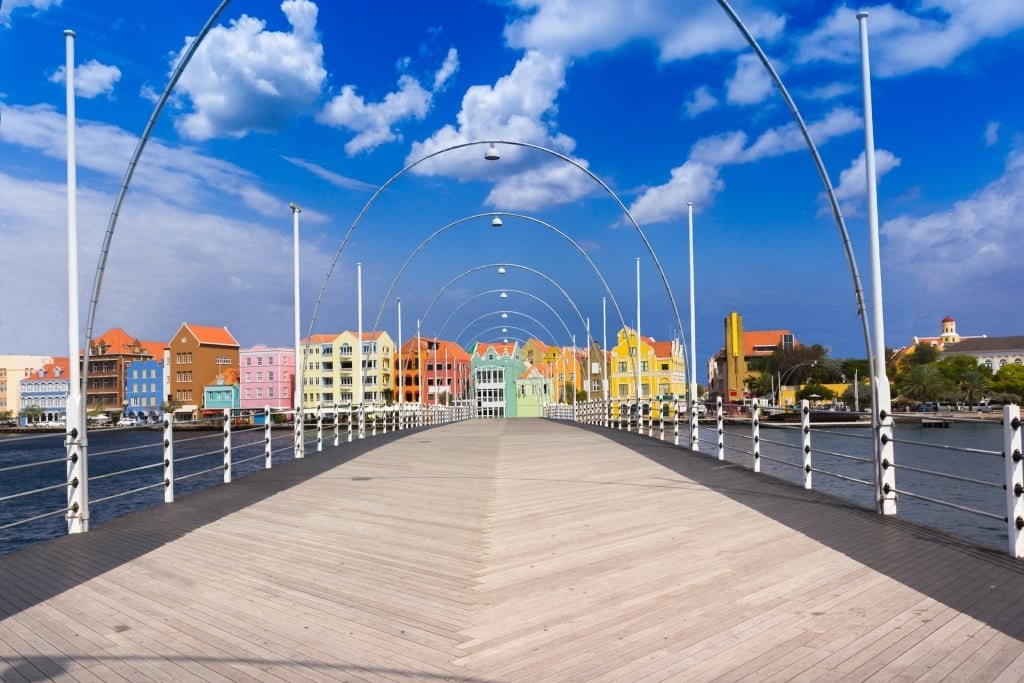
[491,215,503,227]
[290,202,304,459]
[484,143,500,161]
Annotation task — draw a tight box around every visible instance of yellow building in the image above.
[302,330,395,408]
[540,344,582,403]
[608,327,687,399]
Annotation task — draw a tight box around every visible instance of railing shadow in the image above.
[567,420,1024,643]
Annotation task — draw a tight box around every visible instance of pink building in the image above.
[239,345,295,417]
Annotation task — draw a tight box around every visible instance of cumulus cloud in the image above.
[804,81,856,101]
[504,0,785,62]
[0,103,311,220]
[726,53,775,106]
[829,149,902,215]
[882,145,1023,289]
[629,108,863,224]
[798,2,1024,77]
[172,0,327,140]
[0,0,59,27]
[281,156,376,191]
[49,59,122,99]
[318,46,458,155]
[683,86,718,118]
[984,121,1000,147]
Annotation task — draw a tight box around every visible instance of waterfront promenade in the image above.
[3,419,1024,681]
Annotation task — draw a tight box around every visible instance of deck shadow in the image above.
[0,427,429,620]
[569,421,1024,643]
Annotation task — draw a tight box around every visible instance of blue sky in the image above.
[1,0,1022,382]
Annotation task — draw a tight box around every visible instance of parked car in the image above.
[116,417,138,427]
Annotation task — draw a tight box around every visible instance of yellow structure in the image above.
[541,345,582,403]
[302,330,395,408]
[608,327,687,400]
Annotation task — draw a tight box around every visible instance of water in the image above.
[696,419,1008,551]
[0,420,1011,556]
[0,426,304,556]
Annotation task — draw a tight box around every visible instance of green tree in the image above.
[746,372,775,397]
[842,379,872,410]
[797,383,835,402]
[22,405,43,424]
[899,364,949,402]
[991,364,1024,402]
[958,369,991,408]
[905,342,940,367]
[0,409,12,422]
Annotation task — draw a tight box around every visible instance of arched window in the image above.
[984,359,993,372]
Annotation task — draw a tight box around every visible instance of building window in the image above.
[641,361,649,372]
[617,361,627,372]
[246,357,252,366]
[257,357,263,366]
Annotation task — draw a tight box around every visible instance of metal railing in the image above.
[556,397,1023,558]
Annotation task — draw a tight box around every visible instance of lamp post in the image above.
[688,202,699,450]
[290,202,304,459]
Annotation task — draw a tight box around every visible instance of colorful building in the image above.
[470,341,527,418]
[85,328,166,419]
[125,358,166,423]
[514,364,552,417]
[239,344,295,415]
[708,312,796,402]
[19,358,70,425]
[0,354,54,420]
[167,323,240,419]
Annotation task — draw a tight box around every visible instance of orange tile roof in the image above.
[651,340,674,357]
[303,333,339,344]
[743,330,793,356]
[90,328,166,358]
[182,323,239,347]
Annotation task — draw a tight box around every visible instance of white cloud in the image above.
[503,0,785,62]
[49,59,122,99]
[0,0,59,27]
[433,47,460,91]
[630,108,863,224]
[684,86,718,118]
[281,156,376,191]
[804,82,856,101]
[798,2,1024,77]
[319,76,431,155]
[984,121,1000,147]
[882,145,1023,290]
[172,0,326,140]
[0,103,303,220]
[726,53,775,106]
[485,160,595,211]
[830,149,902,215]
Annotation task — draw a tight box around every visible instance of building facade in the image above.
[19,358,70,425]
[609,327,652,399]
[239,344,295,415]
[941,336,1024,374]
[204,374,240,414]
[708,312,796,402]
[470,341,527,418]
[514,364,552,417]
[125,358,165,423]
[84,328,165,418]
[167,323,240,419]
[0,354,54,419]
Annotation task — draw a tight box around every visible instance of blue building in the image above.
[125,359,165,424]
[19,358,70,426]
[204,374,240,416]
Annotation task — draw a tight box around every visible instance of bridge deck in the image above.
[3,419,1024,681]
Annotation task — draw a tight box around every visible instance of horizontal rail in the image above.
[235,453,266,466]
[89,461,163,483]
[758,454,802,469]
[891,462,1002,489]
[808,468,873,488]
[175,465,224,482]
[757,436,802,450]
[0,506,70,532]
[0,455,69,475]
[888,436,1001,458]
[91,481,165,505]
[893,487,1004,522]
[0,480,69,504]
[813,448,873,464]
[812,427,873,440]
[89,441,163,459]
[175,448,223,464]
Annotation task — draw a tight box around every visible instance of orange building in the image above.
[167,322,239,419]
[83,328,166,417]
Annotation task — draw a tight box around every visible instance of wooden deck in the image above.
[3,419,1024,681]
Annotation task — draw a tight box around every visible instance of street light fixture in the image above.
[484,144,500,161]
[499,291,508,299]
[491,215,503,227]
[497,266,506,275]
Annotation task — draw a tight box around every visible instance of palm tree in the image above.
[899,365,948,403]
[959,370,990,409]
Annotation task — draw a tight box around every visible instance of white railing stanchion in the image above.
[752,405,761,473]
[164,414,175,503]
[801,399,812,489]
[716,397,724,461]
[333,403,340,447]
[264,406,272,468]
[316,403,324,452]
[1004,404,1023,558]
[223,408,232,484]
[690,399,700,453]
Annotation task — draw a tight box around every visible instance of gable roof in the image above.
[181,323,239,347]
[942,336,1024,354]
[91,328,166,358]
[743,330,793,356]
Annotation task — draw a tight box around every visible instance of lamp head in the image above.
[499,291,508,299]
[497,266,506,275]
[484,144,500,161]
[288,202,301,213]
[491,215,503,228]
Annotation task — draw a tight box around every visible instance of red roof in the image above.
[91,328,166,358]
[942,315,955,323]
[183,323,239,347]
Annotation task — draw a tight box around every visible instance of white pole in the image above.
[585,317,591,403]
[290,202,303,459]
[65,29,88,534]
[357,262,364,438]
[397,298,403,406]
[603,296,608,403]
[858,11,895,515]
[688,202,700,451]
[635,257,642,401]
[417,319,422,405]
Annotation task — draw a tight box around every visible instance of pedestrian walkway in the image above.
[2,419,1024,681]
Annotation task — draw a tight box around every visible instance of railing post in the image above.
[372,404,378,436]
[223,408,232,484]
[716,396,724,461]
[690,399,700,453]
[347,404,354,442]
[358,403,366,439]
[164,414,175,503]
[673,398,680,446]
[294,404,304,459]
[333,403,340,447]
[801,399,812,489]
[316,402,324,452]
[264,406,272,468]
[1004,404,1023,558]
[752,405,761,473]
[659,400,665,441]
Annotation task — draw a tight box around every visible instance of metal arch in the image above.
[308,139,688,400]
[434,289,576,346]
[456,312,558,348]
[466,325,546,345]
[370,212,629,355]
[421,263,585,336]
[81,0,233,415]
